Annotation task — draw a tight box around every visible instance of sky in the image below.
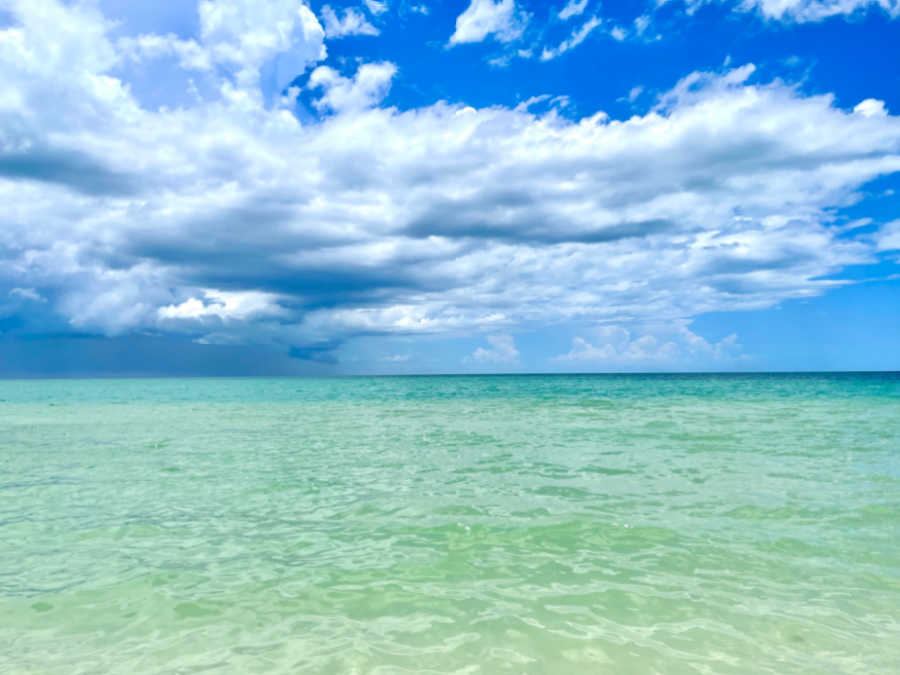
[0,0,899,376]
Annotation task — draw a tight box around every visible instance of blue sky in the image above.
[0,0,899,376]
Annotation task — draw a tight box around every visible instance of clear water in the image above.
[1,374,899,674]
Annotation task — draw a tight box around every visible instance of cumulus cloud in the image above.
[158,290,284,322]
[320,5,379,38]
[449,0,526,45]
[466,334,520,364]
[115,0,326,100]
[1,0,899,362]
[197,0,327,90]
[854,98,888,118]
[307,61,397,112]
[555,324,742,368]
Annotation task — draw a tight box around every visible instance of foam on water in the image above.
[1,374,899,673]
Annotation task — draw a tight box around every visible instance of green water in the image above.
[1,374,899,674]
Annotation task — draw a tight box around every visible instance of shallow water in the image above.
[2,374,899,673]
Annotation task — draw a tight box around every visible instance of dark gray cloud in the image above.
[0,149,139,195]
[0,334,324,377]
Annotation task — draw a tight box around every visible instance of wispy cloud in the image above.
[364,0,388,16]
[540,15,602,60]
[679,0,900,22]
[559,0,589,20]
[876,220,900,251]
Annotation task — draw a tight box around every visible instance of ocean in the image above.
[1,374,899,673]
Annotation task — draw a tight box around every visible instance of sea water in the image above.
[1,374,899,673]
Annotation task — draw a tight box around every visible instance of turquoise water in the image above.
[1,374,899,674]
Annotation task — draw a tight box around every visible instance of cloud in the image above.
[618,85,644,104]
[448,0,526,45]
[364,0,388,15]
[117,33,214,73]
[307,61,397,112]
[466,334,520,364]
[114,0,326,101]
[1,1,899,362]
[320,5,379,38]
[559,0,589,20]
[9,287,45,303]
[540,15,602,60]
[854,98,888,118]
[680,0,900,22]
[876,220,900,251]
[634,14,651,34]
[157,289,284,322]
[555,324,742,368]
[742,0,900,21]
[197,0,327,90]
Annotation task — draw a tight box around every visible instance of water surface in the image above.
[2,374,899,673]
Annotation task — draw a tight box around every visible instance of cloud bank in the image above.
[1,0,899,364]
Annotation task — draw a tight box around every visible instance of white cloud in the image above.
[634,14,651,34]
[876,220,900,250]
[555,324,742,368]
[198,0,327,91]
[559,0,589,20]
[683,0,900,22]
[540,15,602,60]
[619,85,644,103]
[744,0,900,21]
[115,0,326,100]
[466,334,520,364]
[0,1,899,360]
[320,5,379,38]
[449,0,526,45]
[308,61,397,112]
[411,4,430,15]
[117,33,213,72]
[854,98,888,118]
[9,287,45,302]
[364,0,388,15]
[513,94,572,113]
[158,290,284,322]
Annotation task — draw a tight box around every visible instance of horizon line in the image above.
[2,370,899,381]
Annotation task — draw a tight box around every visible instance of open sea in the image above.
[1,373,899,674]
